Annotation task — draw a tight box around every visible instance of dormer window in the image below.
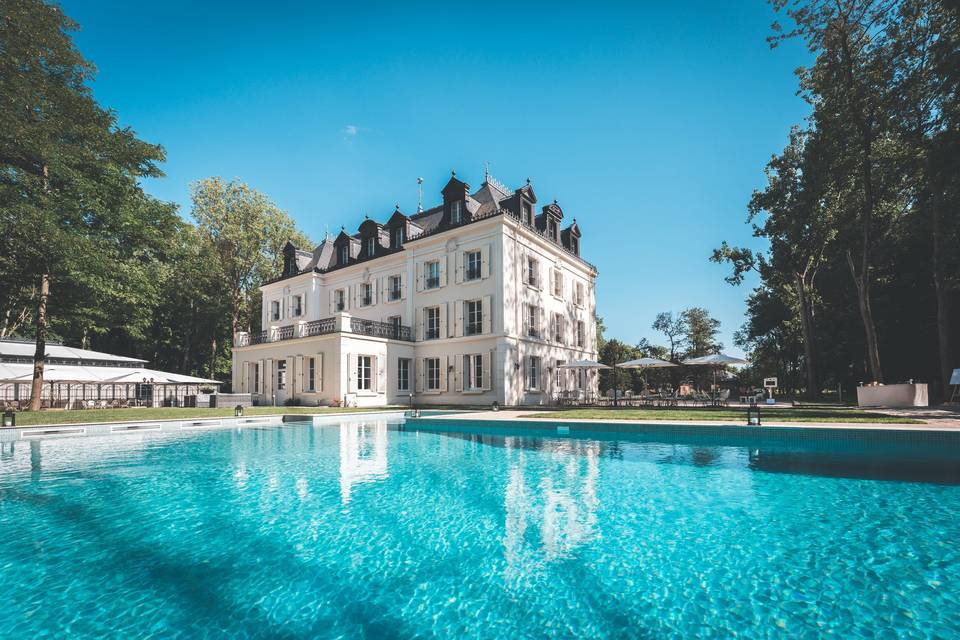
[522,202,533,225]
[570,237,579,255]
[365,237,375,257]
[451,200,462,224]
[391,226,404,249]
[548,220,558,241]
[338,245,349,265]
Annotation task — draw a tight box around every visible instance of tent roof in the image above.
[0,363,220,385]
[0,340,147,364]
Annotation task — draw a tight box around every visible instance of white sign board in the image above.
[763,377,778,388]
[951,368,960,385]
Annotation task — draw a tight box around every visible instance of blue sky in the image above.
[60,1,810,355]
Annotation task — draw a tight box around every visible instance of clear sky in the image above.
[59,0,811,356]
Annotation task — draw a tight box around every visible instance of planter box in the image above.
[857,383,928,408]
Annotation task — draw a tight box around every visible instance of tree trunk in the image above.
[28,272,50,411]
[931,185,951,395]
[794,273,820,399]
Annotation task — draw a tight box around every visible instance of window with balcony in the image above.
[270,300,281,321]
[465,300,482,335]
[389,315,401,337]
[335,289,346,312]
[526,257,539,287]
[357,355,371,391]
[465,250,482,281]
[361,283,373,307]
[425,307,440,340]
[450,200,462,224]
[463,354,483,391]
[425,260,440,289]
[388,275,402,301]
[291,295,303,317]
[397,358,410,391]
[425,357,441,391]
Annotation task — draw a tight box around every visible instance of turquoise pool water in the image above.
[0,419,958,638]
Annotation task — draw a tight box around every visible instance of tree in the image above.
[0,0,168,409]
[652,312,686,361]
[681,307,722,358]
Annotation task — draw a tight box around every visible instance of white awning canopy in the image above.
[0,363,220,385]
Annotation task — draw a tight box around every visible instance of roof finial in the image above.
[484,160,490,182]
[451,169,456,177]
[526,177,531,186]
[395,202,400,211]
[417,177,423,213]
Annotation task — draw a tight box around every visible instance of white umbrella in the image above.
[682,353,749,394]
[557,359,611,370]
[617,357,677,369]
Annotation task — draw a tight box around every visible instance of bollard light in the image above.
[492,401,500,412]
[2,409,14,427]
[234,405,244,417]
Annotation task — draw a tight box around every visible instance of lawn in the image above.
[9,406,403,427]
[521,407,923,424]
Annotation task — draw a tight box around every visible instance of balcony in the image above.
[351,318,412,341]
[234,315,413,347]
[425,276,440,290]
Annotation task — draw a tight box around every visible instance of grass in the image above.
[521,407,923,424]
[9,406,403,427]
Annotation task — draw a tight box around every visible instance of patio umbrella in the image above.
[681,353,749,393]
[557,359,611,369]
[617,357,677,369]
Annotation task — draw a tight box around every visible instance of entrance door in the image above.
[275,360,288,405]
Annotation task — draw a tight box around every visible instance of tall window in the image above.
[361,283,373,306]
[425,357,440,390]
[365,237,375,256]
[271,300,281,321]
[466,300,482,335]
[398,358,410,391]
[577,320,585,348]
[527,305,539,338]
[556,359,565,388]
[526,257,538,287]
[307,357,316,391]
[527,356,540,390]
[465,250,482,281]
[291,295,303,317]
[464,354,483,390]
[425,261,440,289]
[276,360,287,390]
[450,200,462,224]
[357,355,372,391]
[335,289,346,312]
[253,363,260,394]
[389,275,402,301]
[553,313,564,343]
[391,226,405,248]
[389,315,402,338]
[522,202,533,225]
[553,270,563,297]
[574,281,584,306]
[570,237,579,255]
[425,307,440,340]
[338,245,349,265]
[548,220,558,241]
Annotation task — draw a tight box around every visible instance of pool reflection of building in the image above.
[339,420,389,503]
[504,437,600,570]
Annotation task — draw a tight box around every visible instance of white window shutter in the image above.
[540,307,546,339]
[537,262,543,290]
[415,358,424,392]
[345,285,351,310]
[455,354,463,392]
[329,290,335,314]
[258,359,266,395]
[371,278,378,305]
[482,351,491,391]
[400,273,407,299]
[440,356,448,392]
[455,300,464,337]
[416,307,423,341]
[317,353,324,392]
[376,355,386,393]
[482,295,493,334]
[439,255,447,287]
[416,262,424,292]
[550,314,556,342]
[440,302,448,338]
[455,251,464,284]
[550,269,555,296]
[381,277,388,303]
[347,353,357,393]
[523,356,529,390]
[481,244,490,278]
[295,355,304,395]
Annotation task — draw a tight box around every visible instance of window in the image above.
[553,313,564,343]
[388,275,402,301]
[577,320,585,348]
[527,356,540,390]
[548,220,558,241]
[526,304,539,338]
[335,289,346,312]
[253,363,260,393]
[450,200,462,224]
[425,357,441,391]
[553,269,563,297]
[307,357,316,391]
[365,237,375,257]
[526,257,539,287]
[271,300,281,321]
[463,354,483,390]
[291,295,303,317]
[465,250,482,281]
[361,283,373,307]
[357,355,372,391]
[276,360,287,390]
[425,307,440,340]
[465,300,482,335]
[556,360,565,388]
[574,281,584,306]
[570,237,579,255]
[522,202,533,225]
[398,358,410,391]
[391,226,405,249]
[338,245,349,265]
[389,315,402,338]
[425,260,440,289]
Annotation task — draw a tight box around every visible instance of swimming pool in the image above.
[0,417,957,638]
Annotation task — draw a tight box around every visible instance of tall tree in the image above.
[680,307,722,357]
[652,312,686,361]
[0,0,167,409]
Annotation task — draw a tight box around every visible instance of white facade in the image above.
[232,177,598,407]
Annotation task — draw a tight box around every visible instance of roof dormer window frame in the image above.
[338,244,349,266]
[450,200,463,225]
[365,236,376,258]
